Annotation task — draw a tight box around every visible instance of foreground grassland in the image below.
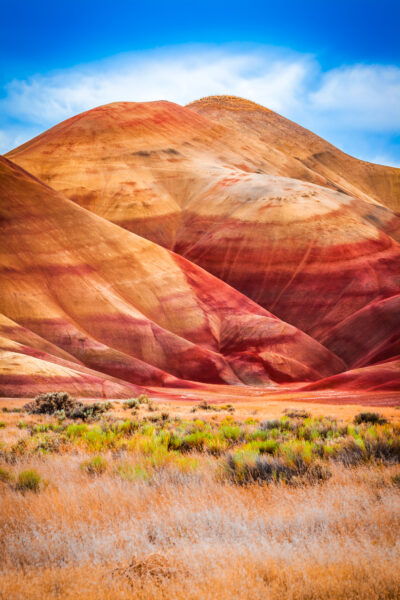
[1,395,400,599]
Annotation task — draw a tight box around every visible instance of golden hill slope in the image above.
[188,95,400,212]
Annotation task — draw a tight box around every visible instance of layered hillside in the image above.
[0,312,144,397]
[188,95,400,213]
[6,100,335,248]
[6,100,400,371]
[0,156,346,396]
[303,357,400,392]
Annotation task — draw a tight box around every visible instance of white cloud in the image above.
[1,44,399,163]
[0,126,41,154]
[0,46,312,127]
[309,64,400,131]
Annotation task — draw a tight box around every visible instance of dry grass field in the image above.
[1,394,400,600]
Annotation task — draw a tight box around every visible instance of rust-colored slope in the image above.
[319,295,400,369]
[0,313,148,397]
[5,101,348,247]
[0,312,84,365]
[302,357,400,392]
[0,349,139,398]
[174,174,400,343]
[0,157,344,396]
[5,101,271,248]
[5,101,400,374]
[188,95,400,212]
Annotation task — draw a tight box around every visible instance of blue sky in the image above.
[1,0,399,165]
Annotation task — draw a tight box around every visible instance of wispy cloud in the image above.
[1,44,399,165]
[309,64,400,131]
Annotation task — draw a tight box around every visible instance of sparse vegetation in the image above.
[1,399,399,599]
[1,406,399,471]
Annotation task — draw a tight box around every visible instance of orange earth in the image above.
[2,96,400,405]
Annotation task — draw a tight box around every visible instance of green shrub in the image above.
[392,474,400,488]
[24,392,111,421]
[0,421,5,428]
[335,438,366,466]
[204,436,229,455]
[31,423,55,434]
[16,469,42,492]
[137,394,150,404]
[82,428,117,452]
[180,431,207,452]
[198,400,213,411]
[24,392,76,415]
[148,414,161,422]
[354,412,387,425]
[260,418,291,432]
[257,439,278,455]
[80,455,108,476]
[68,401,111,421]
[296,418,338,441]
[0,466,14,483]
[115,460,152,481]
[221,404,235,413]
[219,424,242,441]
[65,423,89,439]
[363,429,400,462]
[284,409,311,419]
[167,433,183,451]
[124,398,140,409]
[54,409,66,421]
[246,429,270,442]
[224,452,331,486]
[117,419,139,435]
[9,438,28,458]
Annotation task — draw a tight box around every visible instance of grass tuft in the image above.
[80,455,108,476]
[16,469,42,492]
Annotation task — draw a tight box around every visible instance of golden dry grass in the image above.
[1,400,400,599]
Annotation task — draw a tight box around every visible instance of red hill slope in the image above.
[6,99,400,374]
[0,157,346,396]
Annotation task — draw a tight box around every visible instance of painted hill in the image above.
[188,95,400,213]
[302,357,400,392]
[6,99,400,373]
[0,156,346,396]
[6,100,331,248]
[0,312,145,397]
